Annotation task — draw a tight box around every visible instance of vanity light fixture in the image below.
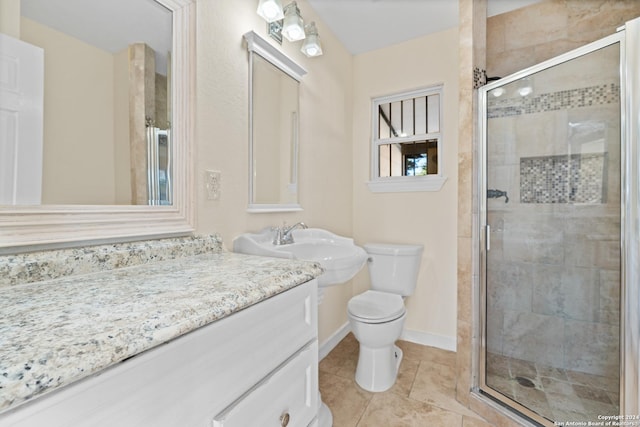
[281,1,305,42]
[257,0,284,22]
[301,21,323,57]
[258,0,323,57]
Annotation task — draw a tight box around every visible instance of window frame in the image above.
[367,85,447,193]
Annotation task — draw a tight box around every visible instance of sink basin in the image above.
[233,228,367,287]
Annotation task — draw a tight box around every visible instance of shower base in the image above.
[486,352,619,424]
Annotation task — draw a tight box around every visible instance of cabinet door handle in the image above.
[280,412,290,427]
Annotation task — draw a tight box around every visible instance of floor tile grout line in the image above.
[404,358,421,399]
[322,336,497,426]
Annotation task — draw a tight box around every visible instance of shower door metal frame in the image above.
[475,17,640,425]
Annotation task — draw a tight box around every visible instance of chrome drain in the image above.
[515,376,535,388]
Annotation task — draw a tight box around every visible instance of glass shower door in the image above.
[481,39,621,425]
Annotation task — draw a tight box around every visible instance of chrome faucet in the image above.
[273,222,308,245]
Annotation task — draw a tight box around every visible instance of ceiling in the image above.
[306,0,544,55]
[19,0,544,62]
[20,0,172,72]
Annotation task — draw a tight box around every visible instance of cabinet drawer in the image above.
[213,340,318,427]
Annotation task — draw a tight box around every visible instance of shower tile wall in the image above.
[486,46,620,379]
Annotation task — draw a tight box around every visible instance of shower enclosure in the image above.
[146,126,172,206]
[478,18,640,426]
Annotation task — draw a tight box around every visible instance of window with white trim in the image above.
[368,85,447,192]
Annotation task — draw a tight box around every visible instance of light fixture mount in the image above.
[268,20,283,44]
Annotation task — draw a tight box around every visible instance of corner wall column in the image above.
[129,43,157,205]
[457,2,540,425]
[456,0,485,407]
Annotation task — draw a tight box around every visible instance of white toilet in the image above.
[347,243,423,392]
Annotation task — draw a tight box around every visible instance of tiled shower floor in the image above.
[486,353,620,424]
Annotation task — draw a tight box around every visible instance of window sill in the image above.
[366,176,448,193]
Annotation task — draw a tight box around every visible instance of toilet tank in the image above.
[364,243,424,296]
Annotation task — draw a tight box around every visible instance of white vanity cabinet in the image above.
[0,280,318,427]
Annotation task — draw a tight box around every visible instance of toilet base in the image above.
[355,344,403,392]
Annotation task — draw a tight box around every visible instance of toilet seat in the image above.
[348,290,405,323]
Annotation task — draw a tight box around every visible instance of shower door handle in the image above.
[486,225,491,251]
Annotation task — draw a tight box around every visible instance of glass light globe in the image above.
[257,0,284,23]
[282,1,305,42]
[301,22,323,57]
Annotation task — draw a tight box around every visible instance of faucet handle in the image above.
[283,231,295,244]
[272,226,283,245]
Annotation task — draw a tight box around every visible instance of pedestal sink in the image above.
[233,227,368,288]
[233,227,367,427]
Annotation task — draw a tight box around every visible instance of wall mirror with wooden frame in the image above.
[244,31,306,213]
[0,0,195,253]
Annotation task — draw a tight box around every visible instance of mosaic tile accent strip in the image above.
[488,83,619,118]
[473,67,487,89]
[520,153,607,203]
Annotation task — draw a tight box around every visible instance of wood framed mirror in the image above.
[0,0,195,253]
[244,31,306,213]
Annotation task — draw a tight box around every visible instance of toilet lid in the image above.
[348,290,405,323]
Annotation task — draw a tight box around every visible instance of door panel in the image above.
[0,33,44,205]
[481,41,622,425]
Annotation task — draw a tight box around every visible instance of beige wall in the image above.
[113,48,131,205]
[351,28,460,347]
[193,0,354,344]
[20,18,117,205]
[252,59,284,204]
[0,0,20,38]
[194,0,461,347]
[252,56,298,205]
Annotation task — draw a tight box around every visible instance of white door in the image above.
[0,33,44,205]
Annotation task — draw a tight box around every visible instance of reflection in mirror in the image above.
[147,127,172,205]
[252,54,298,205]
[244,31,306,212]
[0,0,195,251]
[4,0,172,206]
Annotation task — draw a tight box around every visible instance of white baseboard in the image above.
[400,329,457,352]
[319,323,456,360]
[319,322,350,360]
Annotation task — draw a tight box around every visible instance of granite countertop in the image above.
[0,250,322,414]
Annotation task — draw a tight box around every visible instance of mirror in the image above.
[8,0,172,206]
[0,0,195,251]
[244,31,306,212]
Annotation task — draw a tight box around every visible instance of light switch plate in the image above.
[205,170,221,200]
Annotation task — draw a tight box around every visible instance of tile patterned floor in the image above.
[319,334,494,427]
[486,353,620,424]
